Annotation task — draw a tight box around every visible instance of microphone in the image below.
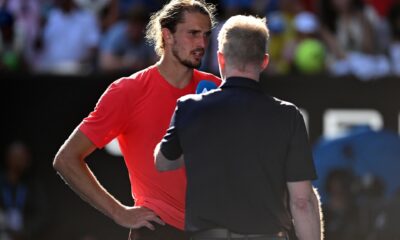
[196,80,218,94]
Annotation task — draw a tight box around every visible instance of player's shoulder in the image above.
[193,69,221,85]
[101,66,156,99]
[113,65,157,88]
[127,65,157,81]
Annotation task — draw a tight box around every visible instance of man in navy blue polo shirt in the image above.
[155,15,323,240]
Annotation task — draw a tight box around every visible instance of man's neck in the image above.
[157,56,194,89]
[224,69,260,82]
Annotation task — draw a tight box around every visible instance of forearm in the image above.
[54,151,124,222]
[290,190,323,240]
[360,16,374,54]
[320,27,346,59]
[54,149,165,230]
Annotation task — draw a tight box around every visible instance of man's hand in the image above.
[53,130,165,231]
[114,206,165,230]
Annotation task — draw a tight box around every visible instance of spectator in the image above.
[35,0,100,75]
[283,11,326,74]
[250,0,279,16]
[74,0,111,14]
[320,0,375,58]
[368,190,400,240]
[300,0,318,12]
[319,0,391,80]
[356,174,386,239]
[218,0,254,16]
[0,8,24,71]
[264,11,288,74]
[4,0,41,69]
[323,169,362,240]
[364,0,394,17]
[99,0,119,33]
[74,0,119,33]
[99,6,156,72]
[388,3,400,76]
[0,141,48,240]
[264,0,305,75]
[117,0,162,16]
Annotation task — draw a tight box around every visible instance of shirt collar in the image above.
[220,77,263,92]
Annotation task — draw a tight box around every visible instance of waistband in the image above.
[135,197,184,230]
[191,228,289,240]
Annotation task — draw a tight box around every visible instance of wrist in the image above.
[108,199,126,222]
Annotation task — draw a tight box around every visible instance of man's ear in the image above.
[261,53,269,70]
[217,51,225,71]
[162,28,174,46]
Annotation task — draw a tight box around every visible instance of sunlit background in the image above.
[1,0,400,239]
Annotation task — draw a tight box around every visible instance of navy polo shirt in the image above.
[160,77,317,234]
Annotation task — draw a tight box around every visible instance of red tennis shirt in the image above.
[79,65,221,230]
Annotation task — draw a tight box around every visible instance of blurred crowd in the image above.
[1,140,400,240]
[0,141,48,240]
[0,0,400,80]
[322,168,400,240]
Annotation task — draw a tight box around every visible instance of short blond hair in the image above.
[218,15,269,70]
[146,0,216,56]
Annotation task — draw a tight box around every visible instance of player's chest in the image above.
[125,90,185,133]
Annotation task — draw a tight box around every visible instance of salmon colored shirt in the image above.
[79,65,221,229]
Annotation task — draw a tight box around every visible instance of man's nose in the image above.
[197,35,208,49]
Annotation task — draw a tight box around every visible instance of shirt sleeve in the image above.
[159,102,183,160]
[285,108,318,182]
[79,79,131,148]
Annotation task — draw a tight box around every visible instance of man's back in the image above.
[170,77,316,233]
[156,14,322,240]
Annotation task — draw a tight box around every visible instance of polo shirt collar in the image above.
[221,77,263,92]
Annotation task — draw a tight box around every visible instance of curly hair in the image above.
[145,0,216,56]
